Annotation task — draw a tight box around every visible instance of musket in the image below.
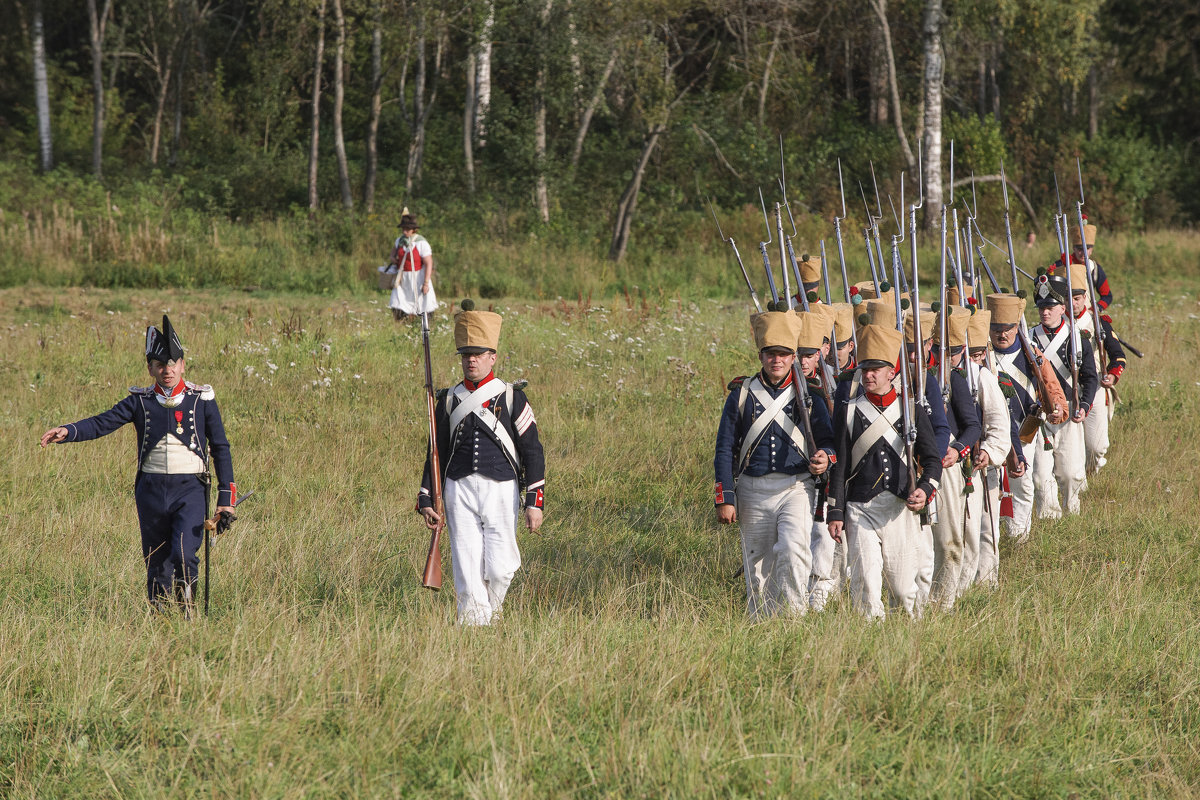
[710,199,763,314]
[937,152,950,402]
[958,175,979,395]
[906,154,931,416]
[757,188,781,306]
[819,239,839,379]
[889,236,922,516]
[868,163,891,289]
[1054,173,1083,415]
[777,137,804,310]
[420,309,446,590]
[832,159,859,356]
[1075,158,1108,375]
[859,181,883,287]
[997,163,1053,401]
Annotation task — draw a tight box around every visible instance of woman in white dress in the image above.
[388,208,438,320]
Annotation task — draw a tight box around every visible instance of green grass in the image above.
[1,262,1198,797]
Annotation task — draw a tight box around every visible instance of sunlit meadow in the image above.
[1,230,1199,796]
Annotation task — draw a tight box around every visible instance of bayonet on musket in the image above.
[832,159,859,355]
[1053,173,1083,415]
[757,187,781,306]
[710,199,762,313]
[1075,158,1108,375]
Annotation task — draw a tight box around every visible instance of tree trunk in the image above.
[332,0,352,209]
[87,0,111,177]
[869,0,915,172]
[534,0,554,223]
[1087,64,1099,140]
[569,47,617,173]
[463,50,476,194]
[363,0,382,211]
[758,22,781,128]
[149,49,175,165]
[844,37,854,102]
[921,0,944,229]
[33,0,52,172]
[405,13,427,196]
[977,57,986,118]
[609,124,665,262]
[868,0,888,125]
[566,0,582,123]
[308,0,327,213]
[405,14,444,195]
[473,0,494,148]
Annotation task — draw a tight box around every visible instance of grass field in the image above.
[1,261,1198,797]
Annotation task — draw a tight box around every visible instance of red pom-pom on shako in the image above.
[967,296,978,306]
[849,286,860,296]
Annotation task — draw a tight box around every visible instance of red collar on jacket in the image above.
[154,381,186,398]
[759,370,793,390]
[867,387,897,408]
[464,372,496,392]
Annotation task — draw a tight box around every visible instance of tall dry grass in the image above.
[0,271,1198,797]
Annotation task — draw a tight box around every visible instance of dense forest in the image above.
[1,0,1196,262]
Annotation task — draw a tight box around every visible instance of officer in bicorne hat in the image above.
[40,316,236,615]
[825,321,943,619]
[715,310,836,619]
[418,300,545,626]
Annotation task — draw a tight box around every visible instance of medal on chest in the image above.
[175,410,184,435]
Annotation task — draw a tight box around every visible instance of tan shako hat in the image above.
[798,253,823,286]
[967,308,991,350]
[987,293,1026,326]
[808,303,837,341]
[905,309,937,345]
[794,310,827,354]
[1068,263,1090,297]
[1071,223,1097,247]
[752,310,800,352]
[856,322,904,369]
[454,299,503,353]
[935,304,972,348]
[832,303,855,343]
[947,283,975,306]
[865,298,899,328]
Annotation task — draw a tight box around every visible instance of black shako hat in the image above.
[146,314,185,363]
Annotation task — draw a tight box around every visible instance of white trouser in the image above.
[1033,418,1086,519]
[1007,427,1041,542]
[444,474,521,626]
[915,521,934,612]
[930,462,969,608]
[974,467,1003,587]
[1084,387,1112,474]
[736,473,816,619]
[958,467,986,597]
[808,518,847,611]
[846,492,921,619]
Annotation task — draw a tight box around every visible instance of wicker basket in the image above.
[376,267,397,291]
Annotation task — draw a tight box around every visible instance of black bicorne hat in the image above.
[146,314,185,363]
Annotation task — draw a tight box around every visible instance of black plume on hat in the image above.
[146,314,185,363]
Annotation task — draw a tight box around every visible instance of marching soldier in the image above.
[832,303,857,371]
[927,306,984,608]
[987,292,1068,540]
[715,310,835,619]
[966,309,1018,588]
[418,301,545,626]
[1056,221,1113,310]
[39,316,236,615]
[826,322,943,618]
[1070,262,1127,475]
[1028,271,1099,518]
